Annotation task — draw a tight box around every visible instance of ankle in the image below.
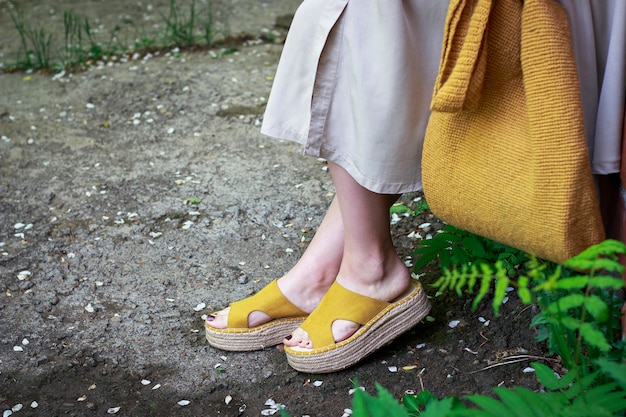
[337,256,410,301]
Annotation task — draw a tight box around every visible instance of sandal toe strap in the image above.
[227,280,307,328]
[300,282,389,348]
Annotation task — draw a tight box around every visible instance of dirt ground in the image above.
[0,1,546,416]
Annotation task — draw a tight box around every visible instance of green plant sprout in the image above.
[5,0,232,72]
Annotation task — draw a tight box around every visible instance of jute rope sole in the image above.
[206,317,305,352]
[285,283,431,373]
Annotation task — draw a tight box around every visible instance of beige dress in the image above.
[261,0,449,194]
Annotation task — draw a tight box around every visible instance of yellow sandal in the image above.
[205,280,307,351]
[285,280,430,373]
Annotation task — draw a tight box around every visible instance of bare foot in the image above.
[205,274,334,329]
[206,306,272,328]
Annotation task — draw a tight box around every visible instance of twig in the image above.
[469,355,558,374]
[417,368,425,392]
[515,304,534,320]
[479,331,490,347]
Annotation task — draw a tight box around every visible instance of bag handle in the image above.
[430,0,493,112]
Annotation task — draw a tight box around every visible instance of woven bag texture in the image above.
[422,0,605,264]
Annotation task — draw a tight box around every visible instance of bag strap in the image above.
[430,0,493,112]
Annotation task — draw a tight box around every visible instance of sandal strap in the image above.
[228,280,307,328]
[300,282,390,348]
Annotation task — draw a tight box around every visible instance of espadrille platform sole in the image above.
[205,279,307,351]
[206,317,306,351]
[284,280,430,373]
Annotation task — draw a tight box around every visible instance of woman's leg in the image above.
[284,162,411,348]
[206,197,344,328]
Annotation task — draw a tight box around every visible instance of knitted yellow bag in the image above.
[422,0,605,264]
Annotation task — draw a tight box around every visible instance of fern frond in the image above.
[596,359,626,390]
[564,239,626,273]
[569,239,626,260]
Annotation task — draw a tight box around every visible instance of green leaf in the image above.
[587,275,626,290]
[352,384,410,417]
[583,294,609,322]
[467,265,480,293]
[563,372,600,400]
[466,393,511,416]
[559,315,581,331]
[453,268,468,296]
[568,239,626,262]
[530,313,549,328]
[511,387,565,416]
[517,274,532,304]
[439,250,452,269]
[547,294,585,314]
[565,258,624,274]
[579,322,611,352]
[186,197,202,204]
[462,236,486,257]
[436,232,463,243]
[451,245,470,266]
[420,239,451,251]
[472,264,493,311]
[533,362,576,391]
[518,286,532,304]
[590,391,626,413]
[402,394,422,415]
[442,224,462,233]
[596,358,626,389]
[571,383,624,415]
[492,273,509,316]
[493,387,536,417]
[413,250,438,271]
[554,276,589,290]
[419,396,463,417]
[390,204,410,214]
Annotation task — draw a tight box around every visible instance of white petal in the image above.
[17,271,31,281]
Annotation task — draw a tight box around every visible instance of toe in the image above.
[284,327,309,347]
[206,307,230,329]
